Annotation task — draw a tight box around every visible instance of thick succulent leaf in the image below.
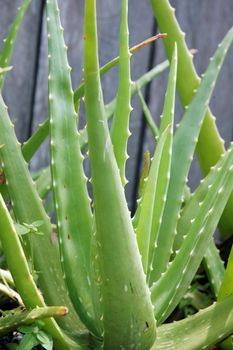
[110,0,131,186]
[218,234,233,350]
[133,47,176,245]
[152,294,233,350]
[46,0,98,334]
[0,0,31,89]
[148,44,177,283]
[131,151,151,230]
[137,87,159,139]
[84,1,156,348]
[22,60,168,165]
[153,27,233,281]
[151,144,233,323]
[174,155,225,297]
[25,61,168,205]
[74,34,166,105]
[150,0,233,241]
[0,194,81,350]
[35,166,51,199]
[136,126,171,272]
[137,150,151,200]
[0,306,68,338]
[0,95,83,334]
[22,119,50,163]
[203,240,225,297]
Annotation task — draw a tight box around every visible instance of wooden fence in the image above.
[1,0,233,209]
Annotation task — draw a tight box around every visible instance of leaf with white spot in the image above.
[136,125,171,272]
[152,293,233,350]
[151,144,233,323]
[84,0,156,348]
[46,0,98,335]
[153,27,233,281]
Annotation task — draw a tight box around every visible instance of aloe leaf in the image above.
[0,95,84,334]
[151,294,233,350]
[137,87,159,139]
[203,240,225,297]
[22,120,49,163]
[84,0,156,348]
[110,0,131,186]
[0,0,31,89]
[133,47,176,236]
[22,59,168,165]
[153,27,233,281]
[173,162,225,303]
[174,155,225,297]
[46,0,100,334]
[150,0,233,241]
[74,34,166,105]
[218,239,233,350]
[131,151,151,231]
[137,150,151,200]
[0,306,69,338]
[23,63,169,212]
[28,62,169,214]
[135,41,177,273]
[147,45,177,284]
[136,125,171,272]
[0,194,81,350]
[151,145,233,323]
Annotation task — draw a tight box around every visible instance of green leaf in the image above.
[110,0,131,186]
[0,195,81,350]
[18,333,39,350]
[7,344,18,350]
[18,325,37,334]
[136,125,172,272]
[148,44,177,284]
[151,294,233,350]
[36,330,53,350]
[14,223,30,236]
[150,0,233,241]
[151,144,233,323]
[0,92,83,336]
[137,86,159,139]
[31,220,43,228]
[84,0,156,348]
[153,26,233,281]
[46,0,98,334]
[22,59,168,165]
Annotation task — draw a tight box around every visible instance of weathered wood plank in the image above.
[147,0,233,190]
[0,0,43,142]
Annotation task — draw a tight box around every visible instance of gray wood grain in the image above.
[0,0,43,142]
[147,0,233,191]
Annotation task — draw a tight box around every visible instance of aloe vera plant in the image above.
[1,0,233,349]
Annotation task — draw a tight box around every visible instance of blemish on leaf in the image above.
[143,321,149,333]
[50,231,58,245]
